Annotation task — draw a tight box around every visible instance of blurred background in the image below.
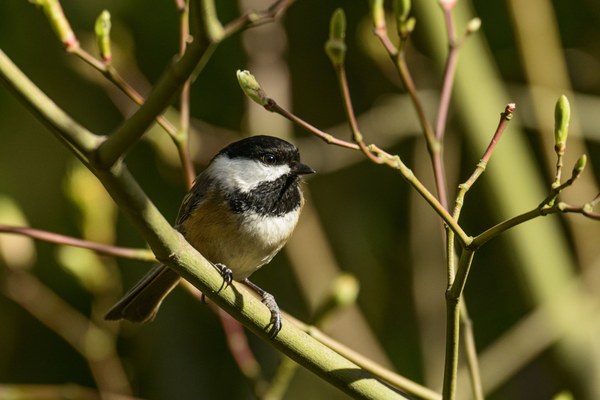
[1,0,600,399]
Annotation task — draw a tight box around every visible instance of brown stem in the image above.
[0,224,155,262]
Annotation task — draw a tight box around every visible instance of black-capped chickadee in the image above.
[105,135,314,337]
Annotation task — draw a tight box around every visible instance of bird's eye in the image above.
[261,153,277,165]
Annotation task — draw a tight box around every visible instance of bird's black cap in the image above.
[220,135,314,174]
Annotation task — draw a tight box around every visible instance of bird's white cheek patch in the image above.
[209,155,290,193]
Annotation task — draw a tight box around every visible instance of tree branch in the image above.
[0,50,101,157]
[0,224,155,262]
[0,43,411,400]
[94,0,211,168]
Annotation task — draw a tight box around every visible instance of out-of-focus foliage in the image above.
[1,1,600,399]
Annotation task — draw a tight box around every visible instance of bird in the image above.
[105,135,314,337]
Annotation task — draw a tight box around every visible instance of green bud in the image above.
[31,0,78,49]
[236,70,268,106]
[200,0,224,42]
[399,16,416,37]
[330,273,360,308]
[393,0,411,24]
[572,154,587,178]
[329,8,346,41]
[369,0,385,29]
[554,95,570,152]
[324,8,347,67]
[95,10,112,63]
[466,18,482,35]
[313,273,360,324]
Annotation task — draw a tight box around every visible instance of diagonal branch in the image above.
[0,50,102,157]
[94,0,298,169]
[94,0,212,168]
[0,42,411,400]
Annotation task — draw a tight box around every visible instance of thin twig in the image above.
[265,100,360,151]
[222,0,296,36]
[372,9,448,208]
[472,207,540,249]
[177,0,196,188]
[435,2,459,143]
[95,0,210,168]
[335,65,383,163]
[460,301,484,400]
[71,47,179,140]
[262,97,472,246]
[445,103,514,398]
[370,7,439,170]
[453,103,515,221]
[71,40,198,188]
[396,51,447,208]
[442,249,474,400]
[0,224,155,262]
[556,203,600,220]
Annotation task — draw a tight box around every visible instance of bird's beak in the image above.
[293,162,315,175]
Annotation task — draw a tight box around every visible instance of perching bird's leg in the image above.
[243,278,282,338]
[214,263,233,291]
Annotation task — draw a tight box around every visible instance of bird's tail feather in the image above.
[105,264,181,323]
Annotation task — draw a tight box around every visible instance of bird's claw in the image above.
[214,263,233,292]
[262,292,282,338]
[242,278,282,338]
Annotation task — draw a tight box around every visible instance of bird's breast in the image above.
[179,192,301,280]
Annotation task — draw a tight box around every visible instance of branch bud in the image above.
[95,10,112,63]
[200,0,224,42]
[572,154,587,179]
[324,8,347,67]
[554,95,570,153]
[236,70,268,106]
[395,0,416,40]
[466,18,482,35]
[313,273,360,324]
[403,17,417,35]
[393,0,411,23]
[330,273,360,308]
[369,0,385,29]
[30,0,78,49]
